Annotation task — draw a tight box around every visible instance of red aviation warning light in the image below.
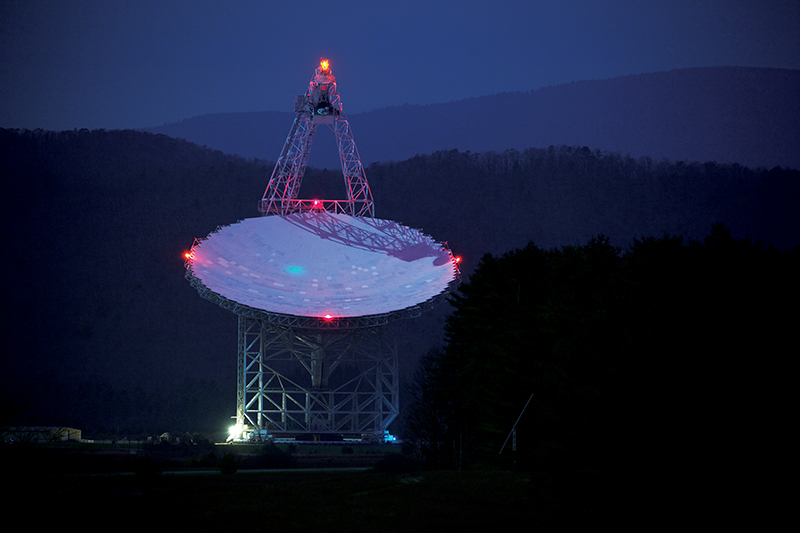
[189,214,459,319]
[188,58,461,441]
[260,57,374,217]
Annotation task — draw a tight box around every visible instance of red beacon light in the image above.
[319,58,330,71]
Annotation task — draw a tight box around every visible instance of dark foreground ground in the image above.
[11,440,782,528]
[37,469,567,529]
[5,442,607,528]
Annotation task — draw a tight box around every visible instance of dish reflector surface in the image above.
[188,213,457,318]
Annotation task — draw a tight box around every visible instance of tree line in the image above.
[403,225,797,509]
[2,128,798,444]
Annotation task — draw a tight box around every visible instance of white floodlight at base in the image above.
[186,59,460,440]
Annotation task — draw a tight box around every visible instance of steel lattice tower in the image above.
[259,59,374,218]
[245,59,385,440]
[236,315,398,438]
[187,59,458,443]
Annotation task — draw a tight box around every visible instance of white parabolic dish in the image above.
[188,212,458,319]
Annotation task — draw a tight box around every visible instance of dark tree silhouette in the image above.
[405,226,798,519]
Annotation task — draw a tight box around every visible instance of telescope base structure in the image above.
[236,315,398,439]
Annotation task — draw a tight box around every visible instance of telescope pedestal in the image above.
[236,315,398,437]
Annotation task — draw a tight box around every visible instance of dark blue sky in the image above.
[2,0,799,131]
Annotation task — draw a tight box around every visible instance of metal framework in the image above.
[187,59,460,440]
[236,316,398,436]
[260,59,374,217]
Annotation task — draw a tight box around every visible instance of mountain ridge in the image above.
[3,69,799,433]
[145,67,800,171]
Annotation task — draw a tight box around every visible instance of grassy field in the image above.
[6,442,610,528]
[29,468,592,529]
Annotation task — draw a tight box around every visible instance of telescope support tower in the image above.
[236,316,398,437]
[260,59,374,217]
[186,60,458,441]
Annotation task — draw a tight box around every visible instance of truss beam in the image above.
[236,316,398,436]
[260,59,374,218]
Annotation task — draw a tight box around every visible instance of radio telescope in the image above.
[186,59,459,441]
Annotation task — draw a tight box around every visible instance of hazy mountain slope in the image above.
[2,128,797,434]
[146,67,800,170]
[1,129,265,433]
[366,147,800,261]
[148,111,296,164]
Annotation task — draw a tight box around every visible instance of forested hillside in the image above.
[370,147,800,260]
[1,128,266,434]
[404,230,797,520]
[1,128,798,436]
[147,67,800,171]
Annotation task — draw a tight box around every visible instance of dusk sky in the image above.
[2,0,799,132]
